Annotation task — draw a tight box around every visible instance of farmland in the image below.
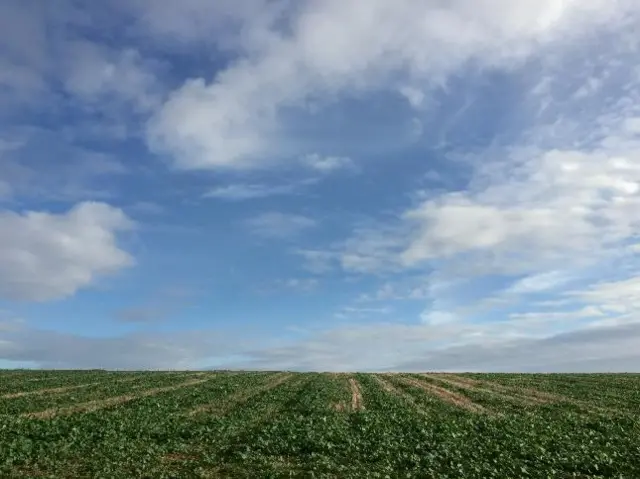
[1,371,639,478]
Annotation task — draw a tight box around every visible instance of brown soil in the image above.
[24,377,210,419]
[434,374,554,405]
[372,375,430,416]
[187,372,293,416]
[2,382,99,399]
[423,374,541,407]
[431,374,480,387]
[349,378,365,411]
[373,375,397,394]
[401,376,487,414]
[332,401,347,412]
[428,375,623,416]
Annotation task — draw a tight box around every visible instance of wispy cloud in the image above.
[505,271,574,295]
[148,0,628,170]
[246,212,317,239]
[0,128,128,203]
[204,183,298,201]
[1,1,639,372]
[301,153,355,173]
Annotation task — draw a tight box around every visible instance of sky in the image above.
[1,0,640,372]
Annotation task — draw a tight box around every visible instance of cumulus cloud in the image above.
[246,212,317,239]
[148,0,628,170]
[403,140,640,269]
[0,202,134,301]
[2,0,639,372]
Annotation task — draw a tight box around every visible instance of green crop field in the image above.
[0,371,639,478]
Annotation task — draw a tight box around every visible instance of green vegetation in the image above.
[0,371,638,478]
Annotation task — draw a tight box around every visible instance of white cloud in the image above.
[421,310,458,325]
[227,320,640,372]
[0,1,162,119]
[0,1,52,105]
[505,271,573,294]
[330,44,640,278]
[2,304,639,371]
[566,275,640,317]
[296,249,336,274]
[0,202,134,301]
[0,325,245,370]
[246,212,317,239]
[624,117,640,134]
[302,153,355,173]
[204,183,297,201]
[358,280,431,302]
[64,41,161,113]
[398,86,426,108]
[508,306,604,323]
[401,142,640,273]
[148,0,627,170]
[127,0,281,51]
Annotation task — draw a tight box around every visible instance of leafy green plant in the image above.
[0,370,638,477]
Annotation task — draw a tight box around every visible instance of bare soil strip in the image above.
[373,375,397,394]
[430,374,620,415]
[400,376,487,414]
[2,382,100,399]
[24,377,211,419]
[432,374,555,405]
[372,375,431,417]
[349,378,365,411]
[187,372,293,416]
[423,374,541,407]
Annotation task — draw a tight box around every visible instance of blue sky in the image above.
[1,0,640,371]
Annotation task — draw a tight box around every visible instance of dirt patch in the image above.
[372,375,430,416]
[2,382,99,399]
[24,377,210,419]
[332,401,347,412]
[434,374,554,405]
[423,374,541,407]
[349,378,365,411]
[187,372,293,416]
[401,376,487,414]
[431,374,480,387]
[373,375,397,394]
[429,375,622,415]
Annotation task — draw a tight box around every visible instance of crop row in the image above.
[0,372,639,478]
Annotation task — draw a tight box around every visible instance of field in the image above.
[1,371,639,478]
